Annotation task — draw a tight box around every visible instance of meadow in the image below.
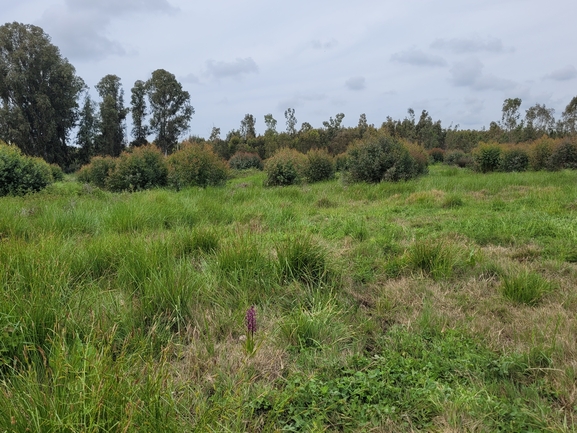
[1,165,577,432]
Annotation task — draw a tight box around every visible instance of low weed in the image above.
[261,326,553,432]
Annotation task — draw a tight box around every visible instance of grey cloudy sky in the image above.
[2,0,576,138]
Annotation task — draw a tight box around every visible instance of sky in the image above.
[2,0,576,139]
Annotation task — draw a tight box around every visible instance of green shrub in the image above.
[264,147,307,186]
[346,134,423,183]
[444,150,472,168]
[167,143,229,189]
[405,142,429,176]
[49,164,65,181]
[428,147,445,163]
[303,148,335,183]
[547,139,577,171]
[0,143,54,196]
[500,147,529,172]
[77,156,116,188]
[473,143,501,173]
[335,153,349,172]
[228,151,263,170]
[529,136,554,170]
[107,145,168,192]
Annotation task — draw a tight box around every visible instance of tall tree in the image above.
[524,103,555,137]
[130,79,149,146]
[323,112,345,141]
[209,126,221,141]
[240,113,256,140]
[95,74,127,156]
[357,113,368,138]
[0,22,84,166]
[76,93,99,163]
[284,108,297,136]
[146,69,194,155]
[415,110,445,149]
[264,113,277,134]
[501,98,522,140]
[561,96,577,135]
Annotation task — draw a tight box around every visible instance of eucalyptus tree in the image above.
[130,79,149,146]
[146,69,194,155]
[264,113,277,134]
[96,74,128,156]
[0,22,84,166]
[562,96,577,135]
[240,113,256,140]
[285,108,297,136]
[76,93,99,163]
[501,98,523,141]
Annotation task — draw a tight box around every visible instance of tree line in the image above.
[1,22,576,171]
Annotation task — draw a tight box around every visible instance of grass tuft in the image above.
[500,270,555,306]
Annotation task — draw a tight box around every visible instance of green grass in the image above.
[1,166,577,431]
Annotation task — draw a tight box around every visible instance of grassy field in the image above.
[1,165,577,432]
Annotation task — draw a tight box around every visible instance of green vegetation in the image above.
[1,166,577,431]
[0,143,56,196]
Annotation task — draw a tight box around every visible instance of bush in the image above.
[444,150,472,168]
[346,134,423,183]
[107,145,168,192]
[428,147,445,163]
[405,142,429,177]
[547,139,577,171]
[264,147,307,186]
[500,147,529,172]
[167,143,229,189]
[335,153,349,172]
[50,164,65,181]
[528,137,554,171]
[0,143,54,196]
[228,151,263,170]
[77,156,116,188]
[303,148,335,183]
[473,143,501,173]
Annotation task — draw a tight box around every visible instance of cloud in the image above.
[38,0,176,62]
[391,48,447,67]
[345,76,366,91]
[450,58,515,91]
[40,6,126,61]
[431,36,507,54]
[544,65,577,81]
[66,0,177,14]
[459,97,485,125]
[205,58,258,79]
[181,73,200,84]
[311,39,338,50]
[277,93,327,110]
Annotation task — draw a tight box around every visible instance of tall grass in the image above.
[1,166,576,431]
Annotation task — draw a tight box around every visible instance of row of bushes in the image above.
[77,144,229,192]
[0,143,63,196]
[429,137,577,173]
[76,134,428,192]
[263,134,428,186]
[264,148,337,186]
